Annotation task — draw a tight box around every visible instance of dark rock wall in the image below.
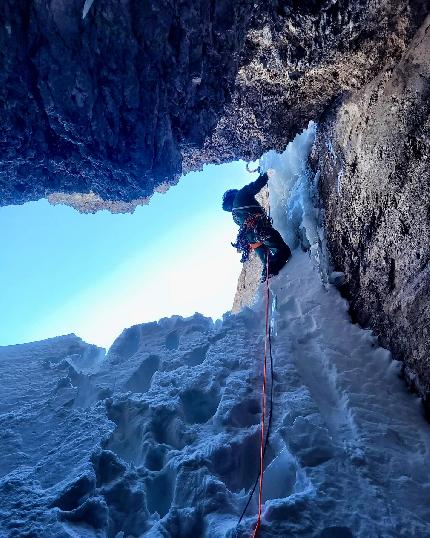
[0,0,256,205]
[185,0,423,171]
[0,0,422,208]
[313,16,430,411]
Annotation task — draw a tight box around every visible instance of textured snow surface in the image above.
[1,128,430,537]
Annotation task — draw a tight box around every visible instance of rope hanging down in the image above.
[237,170,274,537]
[252,250,271,537]
[237,251,275,536]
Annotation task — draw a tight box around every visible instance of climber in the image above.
[222,169,291,282]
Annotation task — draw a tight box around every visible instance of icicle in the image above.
[82,0,95,20]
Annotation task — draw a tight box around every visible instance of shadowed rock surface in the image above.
[1,0,425,208]
[313,16,430,413]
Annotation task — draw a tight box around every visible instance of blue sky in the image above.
[0,161,258,350]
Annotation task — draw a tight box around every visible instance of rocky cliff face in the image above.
[312,15,430,412]
[0,0,256,207]
[1,0,424,209]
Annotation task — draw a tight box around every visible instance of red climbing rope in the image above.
[252,250,271,538]
[236,175,274,537]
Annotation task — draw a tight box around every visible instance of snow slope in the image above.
[1,128,430,538]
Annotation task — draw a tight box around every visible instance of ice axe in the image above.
[246,162,275,179]
[246,162,260,174]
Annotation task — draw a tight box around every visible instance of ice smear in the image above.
[260,123,330,284]
[1,127,430,537]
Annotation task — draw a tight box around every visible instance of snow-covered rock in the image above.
[312,17,430,411]
[2,249,430,537]
[1,128,430,537]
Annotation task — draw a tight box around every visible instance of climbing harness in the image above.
[232,213,274,263]
[249,242,264,250]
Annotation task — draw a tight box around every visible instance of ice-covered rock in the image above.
[313,16,430,412]
[1,126,430,537]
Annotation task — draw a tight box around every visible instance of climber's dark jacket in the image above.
[228,172,291,276]
[231,172,269,227]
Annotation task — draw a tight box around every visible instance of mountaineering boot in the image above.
[257,237,291,283]
[260,256,289,283]
[255,230,291,271]
[270,251,291,276]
